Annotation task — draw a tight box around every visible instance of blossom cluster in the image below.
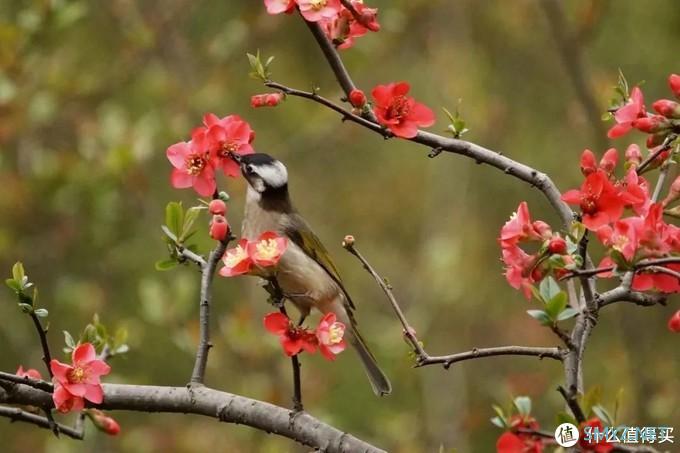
[166,113,255,197]
[496,414,544,453]
[264,0,380,50]
[219,231,288,277]
[264,312,347,360]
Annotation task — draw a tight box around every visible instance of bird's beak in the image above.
[228,151,242,164]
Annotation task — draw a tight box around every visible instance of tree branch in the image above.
[0,382,385,453]
[0,405,83,440]
[190,240,229,385]
[417,346,564,369]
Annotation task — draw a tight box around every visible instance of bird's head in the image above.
[231,152,288,193]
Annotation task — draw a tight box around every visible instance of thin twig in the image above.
[645,265,680,282]
[0,405,83,440]
[637,135,676,174]
[190,239,230,385]
[29,313,53,379]
[418,346,564,369]
[557,385,586,424]
[0,371,53,393]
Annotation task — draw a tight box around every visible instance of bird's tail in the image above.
[347,325,392,396]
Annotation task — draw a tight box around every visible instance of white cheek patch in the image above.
[257,162,288,188]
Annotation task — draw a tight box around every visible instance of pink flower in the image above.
[167,133,216,197]
[251,93,285,108]
[246,231,288,267]
[53,383,84,413]
[499,202,551,248]
[263,312,318,356]
[204,113,255,178]
[50,343,111,411]
[561,170,626,230]
[297,0,342,22]
[596,218,640,262]
[315,313,347,360]
[321,1,380,49]
[636,203,672,257]
[618,169,650,215]
[264,0,296,15]
[624,144,642,169]
[371,82,435,138]
[16,365,42,380]
[219,239,253,277]
[607,86,645,138]
[502,246,539,300]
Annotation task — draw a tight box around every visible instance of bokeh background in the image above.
[0,0,678,451]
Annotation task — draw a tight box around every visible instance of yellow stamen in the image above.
[256,239,281,260]
[328,323,344,344]
[224,246,248,267]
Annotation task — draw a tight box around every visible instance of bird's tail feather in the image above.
[348,327,392,396]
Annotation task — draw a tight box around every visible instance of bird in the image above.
[231,151,392,396]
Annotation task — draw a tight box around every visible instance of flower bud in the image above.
[599,148,618,174]
[579,149,597,176]
[209,215,229,241]
[669,74,680,99]
[662,175,680,206]
[632,115,670,133]
[624,144,642,169]
[532,221,552,239]
[652,99,680,119]
[348,89,367,108]
[209,199,227,216]
[87,409,121,436]
[668,310,680,333]
[251,93,285,108]
[548,236,567,255]
[342,235,355,247]
[360,11,380,32]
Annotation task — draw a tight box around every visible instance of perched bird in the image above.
[233,152,391,396]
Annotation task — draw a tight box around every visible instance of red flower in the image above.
[502,246,539,300]
[263,312,318,356]
[496,415,543,453]
[668,310,680,333]
[264,0,296,14]
[53,383,84,413]
[297,0,342,22]
[219,239,253,277]
[208,199,227,216]
[50,343,111,412]
[371,82,435,138]
[669,73,680,99]
[251,93,285,108]
[349,89,367,108]
[16,365,42,380]
[88,409,121,436]
[598,148,618,174]
[499,202,551,248]
[203,114,255,178]
[579,418,613,453]
[315,313,347,360]
[167,134,216,197]
[607,86,645,138]
[209,215,229,241]
[596,218,640,262]
[246,231,288,267]
[561,170,626,230]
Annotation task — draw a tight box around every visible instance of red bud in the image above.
[548,236,567,255]
[209,199,227,216]
[251,93,284,108]
[668,310,680,333]
[652,99,680,119]
[632,115,669,133]
[599,148,618,174]
[624,144,642,168]
[348,89,367,108]
[669,74,680,99]
[210,215,229,241]
[580,149,597,176]
[88,410,121,436]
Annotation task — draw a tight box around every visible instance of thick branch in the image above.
[190,240,229,385]
[0,382,385,453]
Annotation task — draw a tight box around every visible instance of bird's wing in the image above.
[283,213,356,311]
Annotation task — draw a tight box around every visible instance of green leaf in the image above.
[12,262,25,283]
[513,396,532,416]
[180,206,203,242]
[63,330,76,349]
[165,202,184,236]
[592,405,614,426]
[34,308,48,318]
[155,259,178,271]
[539,277,561,302]
[545,292,568,319]
[527,309,552,326]
[556,411,577,426]
[490,416,506,428]
[557,307,579,321]
[5,278,21,292]
[580,386,602,415]
[18,303,33,313]
[114,344,130,355]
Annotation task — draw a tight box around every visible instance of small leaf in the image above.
[34,308,48,318]
[12,262,25,283]
[527,309,552,326]
[557,307,579,321]
[513,396,532,416]
[165,202,184,236]
[580,386,602,415]
[545,292,568,319]
[556,411,577,426]
[18,303,33,313]
[539,277,561,301]
[5,279,21,292]
[64,330,76,348]
[155,259,178,271]
[490,416,506,428]
[592,405,614,426]
[180,206,203,242]
[114,344,130,355]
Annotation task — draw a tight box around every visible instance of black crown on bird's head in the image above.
[230,152,288,193]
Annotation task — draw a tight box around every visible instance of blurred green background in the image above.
[1,0,678,451]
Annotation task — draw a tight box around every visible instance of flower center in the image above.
[69,367,86,383]
[310,0,327,11]
[185,153,207,176]
[219,141,239,158]
[256,239,280,260]
[328,323,344,344]
[580,197,598,215]
[387,95,410,120]
[224,245,248,267]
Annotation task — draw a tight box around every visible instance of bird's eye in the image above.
[245,164,255,174]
